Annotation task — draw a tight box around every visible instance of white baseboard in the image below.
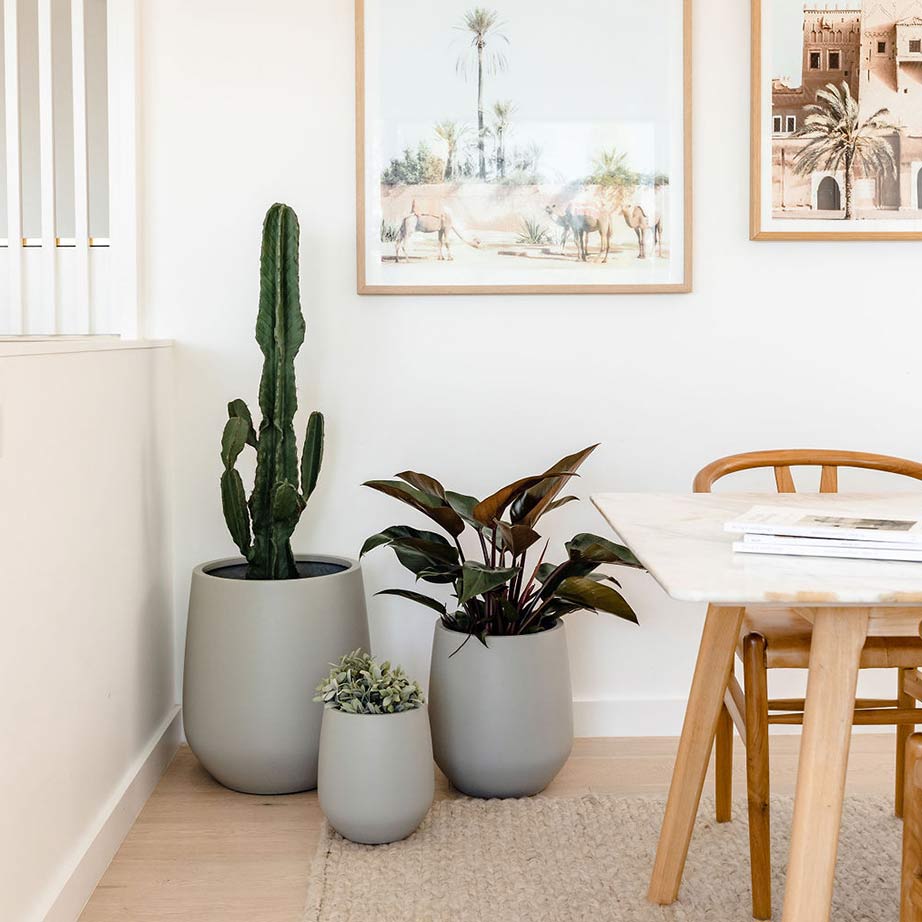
[40,706,182,922]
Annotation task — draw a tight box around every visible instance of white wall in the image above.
[140,0,922,735]
[0,342,178,922]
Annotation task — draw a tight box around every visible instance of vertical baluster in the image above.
[107,0,141,338]
[71,0,89,331]
[4,0,23,333]
[37,0,57,332]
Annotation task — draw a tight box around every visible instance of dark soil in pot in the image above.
[206,560,348,580]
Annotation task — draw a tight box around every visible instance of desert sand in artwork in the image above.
[380,183,668,268]
[383,229,667,271]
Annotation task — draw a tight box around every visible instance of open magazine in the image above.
[725,505,922,561]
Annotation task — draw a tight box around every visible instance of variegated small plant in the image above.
[315,650,424,715]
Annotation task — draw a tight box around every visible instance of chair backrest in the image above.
[693,449,922,494]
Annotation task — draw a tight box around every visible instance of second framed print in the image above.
[356,0,692,295]
[752,0,922,240]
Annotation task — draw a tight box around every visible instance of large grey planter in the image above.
[183,555,369,795]
[318,706,434,844]
[428,620,573,798]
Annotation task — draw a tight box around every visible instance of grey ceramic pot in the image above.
[428,620,573,798]
[318,706,434,844]
[183,555,369,795]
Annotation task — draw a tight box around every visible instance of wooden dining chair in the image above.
[694,449,922,920]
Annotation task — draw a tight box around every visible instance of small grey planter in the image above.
[428,620,573,798]
[318,706,434,844]
[183,555,369,795]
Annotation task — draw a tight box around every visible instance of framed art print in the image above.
[356,0,692,294]
[752,0,922,240]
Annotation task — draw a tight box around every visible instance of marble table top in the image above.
[591,492,922,606]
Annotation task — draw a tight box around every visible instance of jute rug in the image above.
[303,794,902,921]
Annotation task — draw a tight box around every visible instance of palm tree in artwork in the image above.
[791,81,896,219]
[590,148,635,187]
[456,8,508,181]
[492,100,515,179]
[434,121,469,181]
[589,147,637,206]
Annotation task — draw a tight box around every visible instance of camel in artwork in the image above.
[545,203,612,262]
[394,201,479,262]
[545,205,572,254]
[621,204,663,259]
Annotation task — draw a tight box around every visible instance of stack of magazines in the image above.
[725,506,922,562]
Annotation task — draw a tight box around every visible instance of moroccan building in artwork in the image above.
[772,2,922,215]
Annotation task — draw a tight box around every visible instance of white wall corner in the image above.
[39,706,182,922]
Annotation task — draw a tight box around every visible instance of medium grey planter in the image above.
[183,555,369,795]
[318,706,434,844]
[428,620,573,798]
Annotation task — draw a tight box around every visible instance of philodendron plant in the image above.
[361,445,643,642]
[315,651,425,714]
[220,204,324,580]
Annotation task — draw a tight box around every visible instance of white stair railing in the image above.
[1,0,138,337]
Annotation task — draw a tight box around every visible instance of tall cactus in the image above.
[220,204,325,579]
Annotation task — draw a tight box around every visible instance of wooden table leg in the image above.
[648,604,744,904]
[781,607,869,922]
[902,734,922,922]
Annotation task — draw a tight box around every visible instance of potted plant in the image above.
[316,650,433,844]
[183,204,369,795]
[361,445,641,798]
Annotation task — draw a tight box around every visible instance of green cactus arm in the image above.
[221,417,249,469]
[227,399,258,448]
[220,417,252,558]
[221,468,252,558]
[255,202,303,451]
[249,204,305,580]
[272,480,306,522]
[301,411,324,502]
[269,482,306,579]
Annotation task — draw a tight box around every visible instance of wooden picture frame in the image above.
[751,0,922,241]
[356,0,693,295]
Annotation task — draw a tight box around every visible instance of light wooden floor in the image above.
[79,734,898,922]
